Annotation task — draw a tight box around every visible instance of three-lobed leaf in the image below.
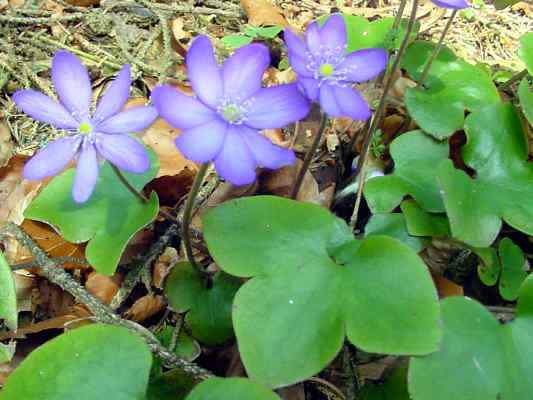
[365,212,424,252]
[1,324,152,400]
[437,103,533,247]
[409,275,533,400]
[519,32,533,74]
[403,41,500,139]
[204,196,441,388]
[518,78,533,126]
[364,130,448,213]
[25,149,159,275]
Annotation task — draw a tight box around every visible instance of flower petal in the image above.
[431,0,469,9]
[319,84,342,117]
[72,142,99,203]
[93,64,132,122]
[95,133,150,174]
[334,85,371,121]
[298,77,320,102]
[175,118,227,163]
[305,21,322,55]
[288,52,313,78]
[52,50,92,118]
[214,125,257,185]
[222,43,270,100]
[320,14,347,50]
[245,84,311,129]
[241,126,296,169]
[284,28,308,59]
[23,136,82,180]
[187,35,223,108]
[339,48,388,83]
[12,90,79,129]
[96,106,158,134]
[151,85,217,129]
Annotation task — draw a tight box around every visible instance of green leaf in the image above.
[519,32,533,74]
[364,130,448,213]
[146,369,196,400]
[164,262,241,345]
[185,378,281,400]
[25,149,159,275]
[0,342,16,364]
[1,324,152,400]
[156,325,201,362]
[402,40,457,81]
[365,213,424,252]
[221,34,254,49]
[400,200,450,238]
[476,247,500,286]
[204,196,441,388]
[409,276,533,400]
[403,41,500,139]
[359,366,410,400]
[437,103,533,247]
[342,15,418,52]
[0,251,17,330]
[498,238,528,301]
[256,26,283,39]
[518,78,533,126]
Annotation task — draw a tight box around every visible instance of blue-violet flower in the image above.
[284,14,388,121]
[431,0,469,9]
[13,51,158,203]
[151,35,311,186]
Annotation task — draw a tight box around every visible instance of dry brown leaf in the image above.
[145,168,195,207]
[14,271,35,313]
[260,159,321,205]
[278,384,306,400]
[153,247,179,289]
[85,271,122,305]
[34,280,74,318]
[143,118,198,178]
[0,156,42,226]
[124,294,166,322]
[240,0,288,27]
[432,273,464,298]
[63,0,99,6]
[4,220,85,270]
[0,120,14,167]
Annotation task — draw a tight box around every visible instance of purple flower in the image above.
[13,51,158,203]
[151,35,310,186]
[284,14,388,121]
[431,0,469,9]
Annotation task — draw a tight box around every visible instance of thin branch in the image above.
[0,222,213,380]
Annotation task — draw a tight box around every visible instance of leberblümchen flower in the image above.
[13,51,157,203]
[152,35,311,186]
[284,14,388,120]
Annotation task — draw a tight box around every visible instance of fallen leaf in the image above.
[35,280,74,318]
[153,247,179,289]
[3,220,85,269]
[0,120,13,167]
[124,294,166,322]
[260,159,322,205]
[0,156,41,226]
[63,0,99,6]
[85,271,122,305]
[432,273,464,298]
[145,168,195,207]
[142,118,198,178]
[240,0,288,27]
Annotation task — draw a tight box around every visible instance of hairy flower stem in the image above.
[0,222,213,380]
[290,112,327,200]
[111,165,190,227]
[350,0,419,229]
[417,9,457,88]
[394,9,458,136]
[182,163,210,277]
